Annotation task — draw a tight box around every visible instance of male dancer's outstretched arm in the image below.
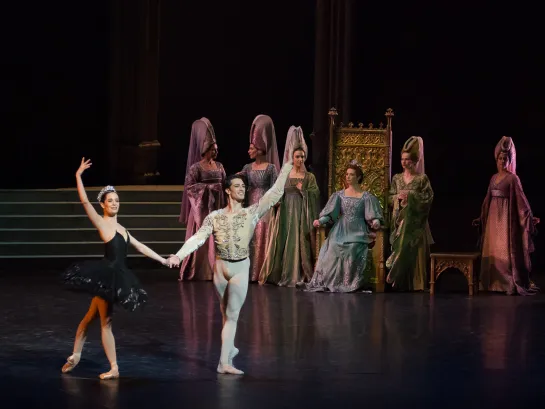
[167,214,214,267]
[254,162,293,219]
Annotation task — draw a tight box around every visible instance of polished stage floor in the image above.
[2,270,545,408]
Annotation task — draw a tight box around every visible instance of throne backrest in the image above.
[324,107,394,292]
[327,108,394,219]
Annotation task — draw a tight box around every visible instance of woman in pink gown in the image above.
[473,136,540,295]
[179,118,225,281]
[237,115,280,282]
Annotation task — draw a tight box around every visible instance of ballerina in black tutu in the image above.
[61,158,172,380]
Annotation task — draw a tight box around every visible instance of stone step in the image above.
[0,241,181,257]
[0,215,181,229]
[0,202,181,215]
[0,257,177,272]
[0,188,183,203]
[0,187,189,263]
[0,228,185,242]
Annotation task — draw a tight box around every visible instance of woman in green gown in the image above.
[386,136,434,291]
[259,126,320,287]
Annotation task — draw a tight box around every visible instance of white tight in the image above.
[213,258,249,367]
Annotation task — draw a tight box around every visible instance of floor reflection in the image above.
[61,375,119,409]
[178,281,217,372]
[3,272,545,407]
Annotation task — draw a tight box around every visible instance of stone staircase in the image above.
[0,186,185,269]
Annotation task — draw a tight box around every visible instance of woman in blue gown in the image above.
[298,161,384,293]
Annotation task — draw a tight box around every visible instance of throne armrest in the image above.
[315,226,328,264]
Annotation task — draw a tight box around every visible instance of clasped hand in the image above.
[164,254,181,268]
[398,190,409,201]
[370,219,380,230]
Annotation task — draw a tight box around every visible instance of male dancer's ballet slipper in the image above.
[217,363,244,375]
[61,354,80,373]
[229,347,239,366]
[218,347,241,373]
[99,367,119,380]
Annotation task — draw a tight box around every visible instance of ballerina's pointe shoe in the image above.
[99,366,119,380]
[61,354,81,373]
[217,363,244,375]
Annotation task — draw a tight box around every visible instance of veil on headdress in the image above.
[494,136,517,174]
[179,117,217,224]
[250,114,280,172]
[199,117,217,156]
[402,136,425,174]
[283,126,308,170]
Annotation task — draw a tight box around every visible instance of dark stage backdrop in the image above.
[350,2,545,270]
[158,0,316,185]
[1,2,543,269]
[1,2,111,189]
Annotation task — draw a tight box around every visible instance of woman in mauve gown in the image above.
[237,114,280,282]
[472,136,540,295]
[179,118,225,281]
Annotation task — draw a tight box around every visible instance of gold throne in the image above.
[315,107,394,292]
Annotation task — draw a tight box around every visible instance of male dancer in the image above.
[167,159,293,375]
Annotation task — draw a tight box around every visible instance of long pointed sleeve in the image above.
[364,193,384,224]
[388,174,400,207]
[510,174,536,253]
[269,163,279,186]
[184,163,225,226]
[175,213,215,261]
[414,174,434,212]
[236,164,250,178]
[318,192,341,226]
[255,163,293,219]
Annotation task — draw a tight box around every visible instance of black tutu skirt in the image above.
[62,259,148,312]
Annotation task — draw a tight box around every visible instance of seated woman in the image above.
[298,161,383,293]
[472,136,540,295]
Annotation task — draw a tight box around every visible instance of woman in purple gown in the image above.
[237,115,280,282]
[179,118,225,281]
[472,136,540,295]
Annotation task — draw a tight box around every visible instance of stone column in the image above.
[108,0,161,184]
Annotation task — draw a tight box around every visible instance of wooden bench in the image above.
[430,252,481,296]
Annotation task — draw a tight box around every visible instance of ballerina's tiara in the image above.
[97,185,116,202]
[349,159,363,168]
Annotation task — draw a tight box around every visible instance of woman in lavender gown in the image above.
[237,115,280,282]
[179,118,225,281]
[298,161,384,293]
[472,136,540,295]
